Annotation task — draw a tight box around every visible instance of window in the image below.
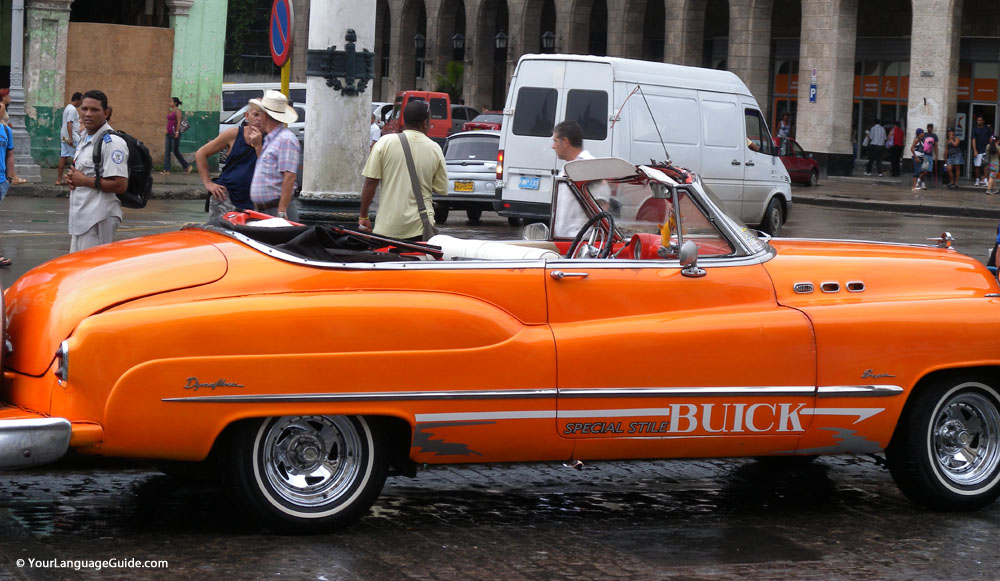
[223,90,259,113]
[444,135,499,161]
[429,98,448,120]
[744,109,774,155]
[702,100,739,148]
[290,89,306,103]
[565,90,608,140]
[513,88,558,137]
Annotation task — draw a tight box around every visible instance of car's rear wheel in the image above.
[433,203,449,225]
[886,378,1000,510]
[466,209,483,223]
[230,415,387,533]
[507,217,523,227]
[759,198,783,236]
[808,170,819,187]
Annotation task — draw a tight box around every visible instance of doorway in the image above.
[965,103,997,180]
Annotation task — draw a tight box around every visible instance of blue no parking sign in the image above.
[269,0,294,67]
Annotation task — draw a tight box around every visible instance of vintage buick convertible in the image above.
[2,157,1000,533]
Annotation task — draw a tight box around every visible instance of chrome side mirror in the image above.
[522,222,550,241]
[650,182,670,199]
[679,240,706,278]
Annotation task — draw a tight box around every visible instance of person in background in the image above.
[945,128,964,189]
[777,112,791,139]
[972,115,991,187]
[195,103,264,225]
[0,89,10,126]
[0,112,15,267]
[56,92,82,185]
[370,113,380,151]
[162,96,191,174]
[887,120,904,177]
[911,128,926,191]
[864,118,887,176]
[986,138,999,195]
[249,90,301,220]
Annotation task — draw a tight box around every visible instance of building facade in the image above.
[372,0,1000,176]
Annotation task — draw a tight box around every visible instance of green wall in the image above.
[27,105,60,166]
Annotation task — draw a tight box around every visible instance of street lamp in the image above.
[541,31,555,52]
[452,33,465,50]
[495,30,508,51]
[413,33,426,52]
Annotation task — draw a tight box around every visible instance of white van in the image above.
[220,82,307,121]
[496,55,792,234]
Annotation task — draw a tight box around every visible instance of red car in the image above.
[778,138,819,186]
[462,112,503,132]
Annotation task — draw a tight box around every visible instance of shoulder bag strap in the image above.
[397,132,438,241]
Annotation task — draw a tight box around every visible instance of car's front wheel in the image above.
[808,170,819,187]
[230,415,387,533]
[886,378,1000,510]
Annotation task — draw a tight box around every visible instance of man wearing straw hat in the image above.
[249,89,301,220]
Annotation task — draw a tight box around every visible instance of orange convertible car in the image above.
[2,157,1000,532]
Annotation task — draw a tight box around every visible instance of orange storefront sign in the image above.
[958,77,971,100]
[775,74,800,96]
[974,78,998,101]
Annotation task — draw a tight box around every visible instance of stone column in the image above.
[166,0,227,164]
[10,0,39,181]
[301,0,376,199]
[727,0,772,109]
[24,0,72,168]
[291,0,310,83]
[906,0,961,156]
[665,0,703,66]
[796,0,857,176]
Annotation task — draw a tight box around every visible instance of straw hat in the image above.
[249,89,298,124]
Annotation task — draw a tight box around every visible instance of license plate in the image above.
[454,181,474,192]
[519,176,540,190]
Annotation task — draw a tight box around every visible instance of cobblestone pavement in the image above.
[0,455,998,580]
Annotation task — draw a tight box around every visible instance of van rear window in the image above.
[566,90,607,141]
[223,90,259,112]
[513,88,557,137]
[430,98,448,120]
[290,89,306,103]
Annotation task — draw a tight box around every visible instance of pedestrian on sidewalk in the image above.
[887,120,904,177]
[986,138,999,195]
[911,128,926,191]
[162,97,191,174]
[864,119,887,176]
[56,92,82,185]
[972,115,991,186]
[195,103,264,225]
[945,128,964,189]
[0,117,16,267]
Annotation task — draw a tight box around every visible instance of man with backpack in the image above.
[64,90,129,252]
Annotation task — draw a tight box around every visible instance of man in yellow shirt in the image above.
[360,101,447,240]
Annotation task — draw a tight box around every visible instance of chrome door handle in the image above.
[745,160,755,167]
[550,270,589,280]
[731,159,742,165]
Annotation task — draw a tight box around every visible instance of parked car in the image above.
[381,91,452,145]
[450,105,480,135]
[3,157,1000,534]
[372,101,393,127]
[220,82,306,122]
[434,130,499,224]
[462,112,503,132]
[778,137,819,186]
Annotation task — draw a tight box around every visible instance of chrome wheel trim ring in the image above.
[929,384,1000,491]
[257,416,365,510]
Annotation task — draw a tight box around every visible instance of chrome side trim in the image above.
[846,281,866,292]
[559,386,816,398]
[817,385,904,398]
[793,282,814,294]
[820,281,840,293]
[163,388,558,403]
[0,418,72,469]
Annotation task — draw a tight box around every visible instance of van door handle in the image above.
[731,159,742,166]
[550,271,589,280]
[745,160,756,167]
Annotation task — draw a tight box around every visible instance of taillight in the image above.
[497,149,504,181]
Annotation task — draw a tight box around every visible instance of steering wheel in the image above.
[566,211,616,259]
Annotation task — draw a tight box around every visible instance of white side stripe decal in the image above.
[416,407,886,425]
[798,407,885,424]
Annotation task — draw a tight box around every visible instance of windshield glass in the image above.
[222,107,246,125]
[445,135,498,161]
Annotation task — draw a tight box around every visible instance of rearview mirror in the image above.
[522,222,550,241]
[679,240,706,278]
[650,183,670,199]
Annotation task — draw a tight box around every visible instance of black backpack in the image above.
[92,130,153,209]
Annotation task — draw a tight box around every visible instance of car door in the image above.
[698,92,744,218]
[546,188,817,460]
[742,106,782,223]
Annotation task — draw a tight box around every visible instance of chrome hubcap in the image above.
[933,393,1000,486]
[260,416,363,507]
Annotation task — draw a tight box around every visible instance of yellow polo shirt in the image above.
[362,130,447,239]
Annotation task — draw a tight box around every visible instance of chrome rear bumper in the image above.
[0,418,71,469]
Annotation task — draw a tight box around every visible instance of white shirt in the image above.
[69,123,128,235]
[370,122,381,145]
[868,124,887,147]
[61,104,80,141]
[554,150,611,238]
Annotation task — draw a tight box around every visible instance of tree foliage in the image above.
[434,61,464,103]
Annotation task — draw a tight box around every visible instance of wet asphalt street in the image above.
[1,195,999,579]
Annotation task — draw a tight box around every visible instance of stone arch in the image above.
[398,0,427,87]
[703,0,728,69]
[521,0,557,55]
[435,0,467,92]
[375,0,391,100]
[770,0,802,130]
[567,0,608,56]
[473,0,509,109]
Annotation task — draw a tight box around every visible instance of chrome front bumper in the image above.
[0,418,71,469]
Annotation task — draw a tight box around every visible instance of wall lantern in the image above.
[452,33,465,50]
[413,33,426,52]
[495,30,508,51]
[541,31,555,51]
